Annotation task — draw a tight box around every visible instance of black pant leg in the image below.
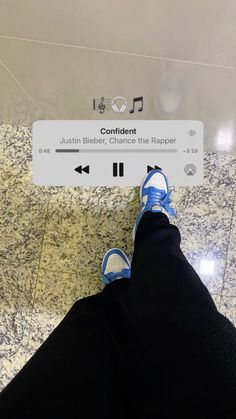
[129,211,236,419]
[0,279,131,419]
[131,211,216,310]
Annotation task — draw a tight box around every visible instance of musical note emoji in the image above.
[129,96,143,113]
[98,97,106,114]
[93,97,111,114]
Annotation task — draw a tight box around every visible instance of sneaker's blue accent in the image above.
[133,169,176,240]
[142,186,176,216]
[101,248,131,285]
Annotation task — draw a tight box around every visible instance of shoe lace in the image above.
[105,268,130,282]
[144,186,176,217]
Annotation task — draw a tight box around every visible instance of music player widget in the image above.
[32,120,203,186]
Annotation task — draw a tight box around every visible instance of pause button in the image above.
[113,162,124,177]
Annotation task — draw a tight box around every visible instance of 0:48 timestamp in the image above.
[39,148,50,153]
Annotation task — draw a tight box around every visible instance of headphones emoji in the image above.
[111,96,127,113]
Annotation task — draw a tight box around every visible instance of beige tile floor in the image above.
[0,123,236,390]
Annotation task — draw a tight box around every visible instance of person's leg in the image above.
[129,170,236,419]
[0,270,132,419]
[132,211,216,310]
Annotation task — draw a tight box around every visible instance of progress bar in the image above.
[55,148,178,153]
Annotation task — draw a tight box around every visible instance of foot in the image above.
[101,248,131,285]
[133,169,176,240]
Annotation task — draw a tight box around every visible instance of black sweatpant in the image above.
[1,212,236,419]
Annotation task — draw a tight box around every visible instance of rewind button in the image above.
[74,165,90,174]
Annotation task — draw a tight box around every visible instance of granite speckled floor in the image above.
[0,123,236,390]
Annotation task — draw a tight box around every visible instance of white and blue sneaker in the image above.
[101,248,131,285]
[133,169,176,240]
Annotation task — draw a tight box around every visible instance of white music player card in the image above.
[32,120,203,186]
